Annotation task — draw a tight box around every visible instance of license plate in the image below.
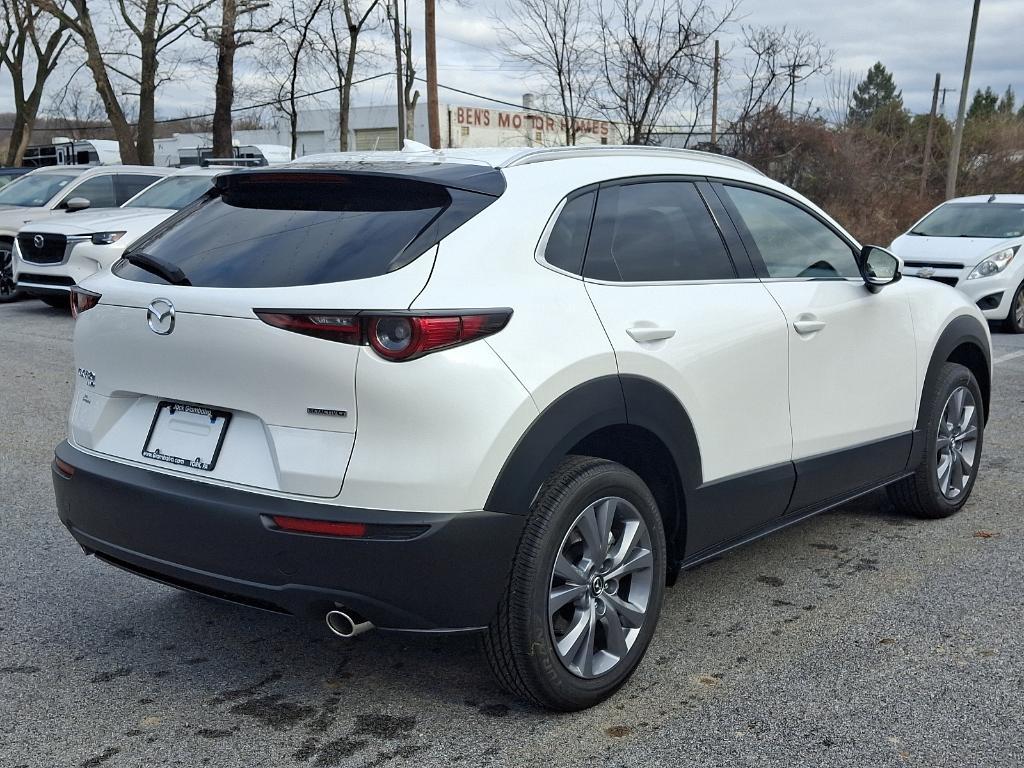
[142,401,231,471]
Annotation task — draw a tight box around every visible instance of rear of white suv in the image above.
[54,149,992,710]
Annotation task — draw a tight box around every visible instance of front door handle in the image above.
[627,326,676,343]
[793,316,827,335]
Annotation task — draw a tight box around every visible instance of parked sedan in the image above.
[0,165,172,302]
[13,167,231,307]
[891,194,1024,332]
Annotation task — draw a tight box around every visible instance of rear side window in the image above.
[115,173,496,288]
[115,174,162,204]
[60,175,116,208]
[584,181,735,282]
[544,191,595,274]
[724,185,859,279]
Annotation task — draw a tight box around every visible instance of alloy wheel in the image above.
[548,496,654,679]
[1014,288,1024,329]
[936,386,979,499]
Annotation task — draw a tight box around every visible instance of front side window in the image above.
[910,203,1024,239]
[584,181,735,282]
[59,175,117,209]
[0,172,79,207]
[725,186,859,279]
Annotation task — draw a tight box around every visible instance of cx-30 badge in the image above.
[147,298,175,335]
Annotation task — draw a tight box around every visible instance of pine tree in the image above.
[996,85,1016,116]
[967,87,999,120]
[848,62,903,124]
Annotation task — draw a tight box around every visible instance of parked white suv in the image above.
[13,167,231,307]
[53,147,992,710]
[891,194,1024,332]
[0,165,172,302]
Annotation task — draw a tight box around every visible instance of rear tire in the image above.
[483,456,666,710]
[0,238,21,303]
[887,363,984,519]
[1002,280,1024,334]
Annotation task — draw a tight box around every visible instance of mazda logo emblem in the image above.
[33,234,44,249]
[147,298,175,335]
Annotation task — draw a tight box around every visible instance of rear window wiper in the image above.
[125,252,191,286]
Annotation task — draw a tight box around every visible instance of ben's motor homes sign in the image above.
[454,106,612,141]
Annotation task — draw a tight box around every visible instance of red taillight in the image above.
[271,515,367,538]
[70,286,101,319]
[254,309,511,361]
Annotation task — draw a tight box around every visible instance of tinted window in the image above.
[544,191,595,274]
[0,172,79,207]
[584,181,734,282]
[910,203,1024,239]
[125,175,215,210]
[115,174,163,205]
[725,186,859,279]
[60,175,117,208]
[115,173,489,288]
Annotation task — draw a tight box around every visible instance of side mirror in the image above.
[64,197,91,212]
[859,245,902,293]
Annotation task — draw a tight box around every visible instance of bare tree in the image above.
[498,0,595,146]
[594,0,737,145]
[1,0,70,165]
[201,0,282,158]
[314,0,379,151]
[36,0,217,164]
[401,0,418,140]
[730,25,833,153]
[265,0,327,158]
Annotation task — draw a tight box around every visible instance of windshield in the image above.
[911,203,1024,238]
[0,172,79,207]
[125,174,216,210]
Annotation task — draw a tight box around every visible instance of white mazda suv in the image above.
[53,147,992,710]
[13,167,232,307]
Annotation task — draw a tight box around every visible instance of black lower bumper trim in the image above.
[53,442,524,631]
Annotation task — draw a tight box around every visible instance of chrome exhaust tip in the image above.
[325,609,374,638]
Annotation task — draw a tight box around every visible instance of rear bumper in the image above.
[52,441,524,632]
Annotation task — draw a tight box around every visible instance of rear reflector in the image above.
[54,457,76,477]
[271,515,367,537]
[255,309,512,361]
[267,514,430,541]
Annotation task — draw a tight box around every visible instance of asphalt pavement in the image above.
[1,298,1022,768]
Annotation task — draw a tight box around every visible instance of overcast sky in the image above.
[1,0,1021,129]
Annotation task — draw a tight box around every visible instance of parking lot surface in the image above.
[2,299,1023,768]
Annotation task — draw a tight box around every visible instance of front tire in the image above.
[887,363,984,518]
[0,238,22,303]
[483,456,666,710]
[1002,280,1024,334]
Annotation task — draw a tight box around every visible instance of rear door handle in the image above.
[793,316,826,335]
[626,326,676,343]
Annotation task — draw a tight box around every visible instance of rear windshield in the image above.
[114,172,495,288]
[910,203,1024,239]
[124,174,218,210]
[0,172,80,207]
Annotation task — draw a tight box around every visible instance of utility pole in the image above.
[920,73,941,198]
[425,0,441,148]
[390,0,405,148]
[710,39,720,147]
[788,62,804,120]
[946,0,980,200]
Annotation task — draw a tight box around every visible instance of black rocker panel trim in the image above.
[786,432,912,514]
